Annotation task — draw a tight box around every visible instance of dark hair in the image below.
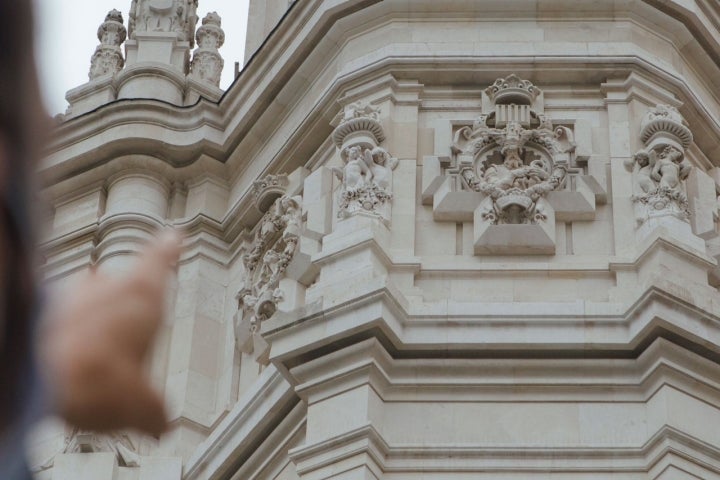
[0,0,40,429]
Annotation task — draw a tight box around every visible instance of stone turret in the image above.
[64,1,226,119]
[117,0,199,104]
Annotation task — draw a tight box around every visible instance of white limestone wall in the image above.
[35,1,720,479]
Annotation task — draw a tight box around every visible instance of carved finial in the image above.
[105,9,124,24]
[188,12,225,87]
[88,9,127,80]
[485,74,540,106]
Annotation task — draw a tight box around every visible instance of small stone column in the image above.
[65,10,127,117]
[187,12,225,102]
[89,10,127,80]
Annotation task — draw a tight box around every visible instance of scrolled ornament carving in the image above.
[454,111,574,225]
[331,102,385,147]
[626,105,694,225]
[88,10,127,80]
[234,195,302,363]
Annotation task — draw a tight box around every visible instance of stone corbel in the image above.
[330,102,398,225]
[625,105,694,228]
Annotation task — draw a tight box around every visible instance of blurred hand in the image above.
[40,231,182,437]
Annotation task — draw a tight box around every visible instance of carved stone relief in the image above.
[189,12,225,87]
[128,0,198,44]
[625,105,694,225]
[331,102,398,223]
[89,10,127,80]
[453,76,575,226]
[426,74,605,255]
[234,194,303,364]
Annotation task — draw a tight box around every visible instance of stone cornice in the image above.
[288,423,720,477]
[263,277,720,371]
[290,337,720,404]
[182,365,299,480]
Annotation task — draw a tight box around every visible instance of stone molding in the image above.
[37,2,720,478]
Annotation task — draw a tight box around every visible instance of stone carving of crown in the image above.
[203,11,222,26]
[331,102,386,149]
[196,12,225,48]
[485,74,540,105]
[105,9,124,24]
[97,9,126,45]
[639,104,693,150]
[252,174,289,213]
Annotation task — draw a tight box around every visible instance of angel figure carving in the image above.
[652,146,690,190]
[628,145,692,221]
[333,145,373,193]
[333,144,397,218]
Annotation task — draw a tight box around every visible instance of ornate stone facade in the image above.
[32,1,720,480]
[453,76,575,225]
[67,0,222,119]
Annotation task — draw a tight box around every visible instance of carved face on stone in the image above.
[660,146,683,164]
[503,149,524,170]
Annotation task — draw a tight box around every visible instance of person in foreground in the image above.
[0,1,180,478]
